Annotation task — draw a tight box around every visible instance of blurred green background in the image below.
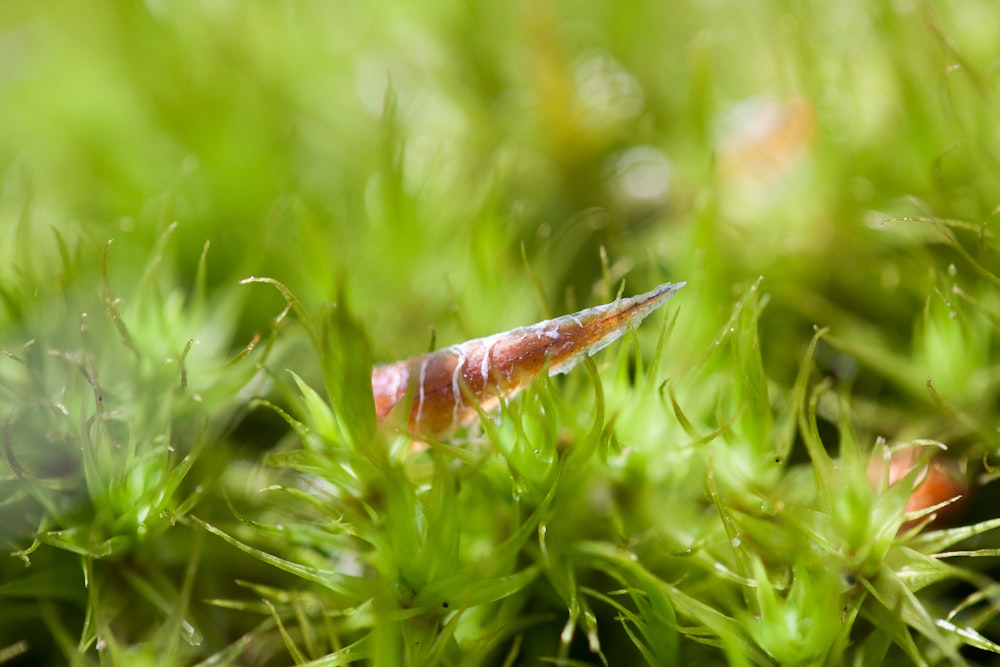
[2,0,997,375]
[3,0,1000,664]
[3,0,997,335]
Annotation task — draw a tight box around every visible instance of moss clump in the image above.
[4,1,1000,665]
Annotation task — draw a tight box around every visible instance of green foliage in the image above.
[4,0,1000,665]
[1,227,266,663]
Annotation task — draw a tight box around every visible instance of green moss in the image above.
[3,1,1000,665]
